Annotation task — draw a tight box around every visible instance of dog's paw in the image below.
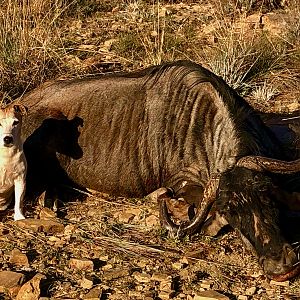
[14,213,25,221]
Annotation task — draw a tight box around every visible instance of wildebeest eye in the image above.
[254,175,261,183]
[13,120,19,126]
[247,178,253,184]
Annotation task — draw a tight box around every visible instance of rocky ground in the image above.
[0,188,300,300]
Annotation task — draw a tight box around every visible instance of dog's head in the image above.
[0,104,28,148]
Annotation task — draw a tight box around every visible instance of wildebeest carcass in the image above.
[17,60,300,281]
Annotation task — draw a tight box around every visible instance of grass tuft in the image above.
[0,0,70,100]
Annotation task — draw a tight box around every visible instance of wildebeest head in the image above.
[216,166,300,281]
[159,156,300,281]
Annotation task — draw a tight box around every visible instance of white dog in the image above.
[0,104,27,220]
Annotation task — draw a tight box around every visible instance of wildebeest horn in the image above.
[159,174,220,238]
[237,156,300,174]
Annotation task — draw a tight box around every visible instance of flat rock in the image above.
[69,258,94,272]
[194,290,230,300]
[0,271,26,288]
[83,287,103,299]
[0,271,25,296]
[245,286,256,296]
[9,248,29,267]
[39,207,57,219]
[103,268,129,281]
[15,219,64,234]
[158,291,173,299]
[270,280,289,287]
[80,277,93,289]
[16,273,46,300]
[133,271,151,283]
[145,214,159,227]
[151,273,171,282]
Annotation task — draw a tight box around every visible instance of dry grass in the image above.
[0,0,299,108]
[0,0,70,101]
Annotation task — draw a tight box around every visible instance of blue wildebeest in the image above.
[17,60,300,281]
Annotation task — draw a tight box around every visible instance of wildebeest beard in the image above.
[216,167,300,280]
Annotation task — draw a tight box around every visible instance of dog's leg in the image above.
[14,178,26,220]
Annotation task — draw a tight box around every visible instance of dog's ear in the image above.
[14,104,28,115]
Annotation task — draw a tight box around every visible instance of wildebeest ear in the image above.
[14,104,28,115]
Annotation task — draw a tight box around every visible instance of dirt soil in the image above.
[0,186,300,299]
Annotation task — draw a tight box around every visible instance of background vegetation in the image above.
[0,0,299,112]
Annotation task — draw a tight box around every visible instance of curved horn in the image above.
[152,187,179,234]
[237,156,300,174]
[159,192,179,235]
[158,174,220,239]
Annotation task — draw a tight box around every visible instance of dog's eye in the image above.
[13,120,19,126]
